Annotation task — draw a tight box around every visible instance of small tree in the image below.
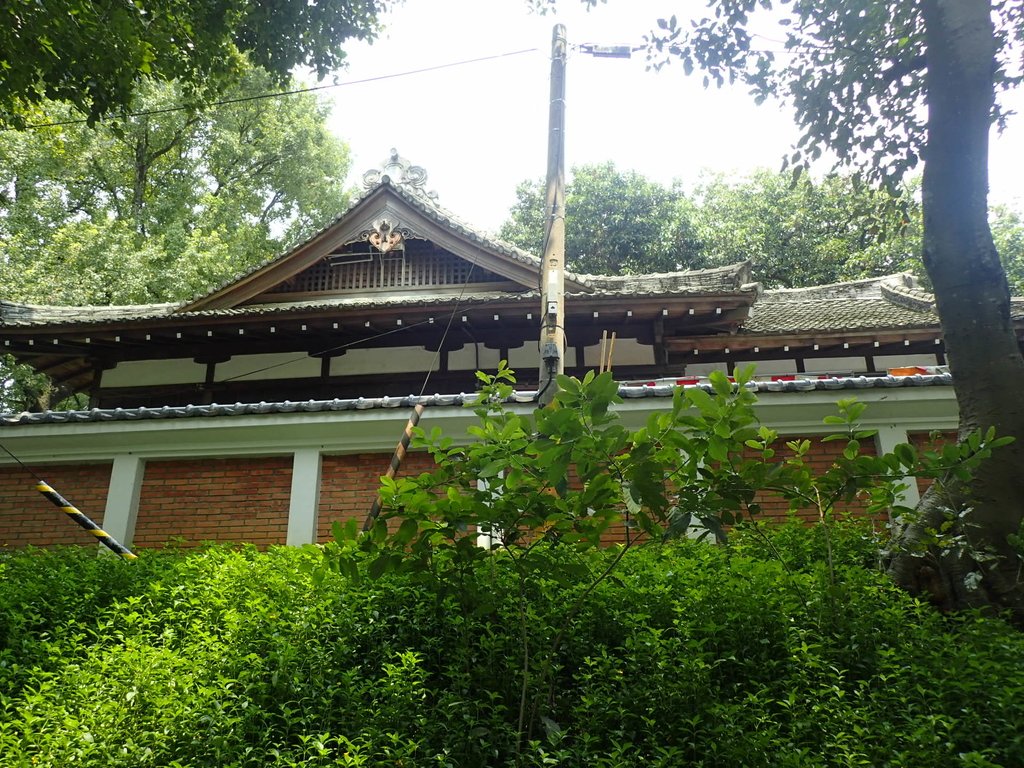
[544,0,1024,616]
[314,365,1011,757]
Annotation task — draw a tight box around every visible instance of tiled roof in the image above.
[1011,298,1024,321]
[0,373,953,426]
[744,274,940,334]
[761,273,915,302]
[580,261,755,295]
[179,177,576,308]
[0,263,756,329]
[0,300,179,327]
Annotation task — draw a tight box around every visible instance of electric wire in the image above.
[13,48,542,131]
[7,37,822,134]
[210,289,513,388]
[0,440,39,482]
[418,262,476,398]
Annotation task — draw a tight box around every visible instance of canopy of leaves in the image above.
[0,0,388,128]
[646,1,1023,189]
[498,162,705,275]
[0,65,353,306]
[692,170,922,287]
[501,163,1024,288]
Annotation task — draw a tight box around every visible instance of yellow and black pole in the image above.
[35,481,138,560]
[0,440,136,559]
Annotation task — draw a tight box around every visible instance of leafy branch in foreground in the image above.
[309,364,1011,755]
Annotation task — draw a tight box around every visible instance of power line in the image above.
[213,290,518,387]
[13,47,541,131]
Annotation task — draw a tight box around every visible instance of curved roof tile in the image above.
[1,374,953,426]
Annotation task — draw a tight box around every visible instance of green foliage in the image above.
[646,2,1021,188]
[2,374,1016,764]
[1,355,54,412]
[692,170,922,287]
[734,515,885,570]
[0,547,182,693]
[0,0,386,128]
[0,64,352,306]
[991,203,1024,294]
[499,161,705,274]
[321,364,1009,586]
[1,542,1023,766]
[312,365,1012,760]
[499,163,1024,288]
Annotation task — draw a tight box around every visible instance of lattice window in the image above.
[268,239,505,294]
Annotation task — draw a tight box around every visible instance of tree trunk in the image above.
[887,0,1024,619]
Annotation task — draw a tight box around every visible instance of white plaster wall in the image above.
[802,356,867,375]
[873,354,939,370]
[582,338,653,367]
[506,344,537,370]
[331,346,438,375]
[218,353,320,381]
[448,344,500,372]
[102,359,206,387]
[735,359,799,375]
[504,344,577,371]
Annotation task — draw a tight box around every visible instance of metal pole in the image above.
[537,24,567,406]
[35,481,137,559]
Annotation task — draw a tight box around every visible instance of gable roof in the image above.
[178,176,593,312]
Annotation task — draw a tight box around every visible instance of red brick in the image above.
[134,456,291,550]
[0,463,112,549]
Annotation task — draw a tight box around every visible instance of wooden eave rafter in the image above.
[4,288,756,349]
[176,184,588,313]
[665,326,946,355]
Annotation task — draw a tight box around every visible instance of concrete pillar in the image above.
[875,424,921,508]
[287,449,322,546]
[103,455,145,548]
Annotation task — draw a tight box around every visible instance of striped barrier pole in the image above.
[35,481,138,560]
[362,403,426,532]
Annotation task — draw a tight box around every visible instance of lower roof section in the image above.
[0,374,959,466]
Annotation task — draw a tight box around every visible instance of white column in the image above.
[875,425,921,508]
[476,477,497,548]
[103,455,145,549]
[287,449,322,546]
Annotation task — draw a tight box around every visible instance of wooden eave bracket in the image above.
[665,328,945,354]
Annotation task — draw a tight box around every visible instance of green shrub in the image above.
[732,515,886,571]
[0,541,1022,767]
[0,546,180,694]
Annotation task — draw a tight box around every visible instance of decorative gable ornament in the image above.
[362,148,438,202]
[365,218,406,254]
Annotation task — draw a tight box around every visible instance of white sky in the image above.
[325,0,1024,233]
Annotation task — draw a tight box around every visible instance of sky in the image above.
[324,0,1024,233]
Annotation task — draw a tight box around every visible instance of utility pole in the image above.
[538,24,567,407]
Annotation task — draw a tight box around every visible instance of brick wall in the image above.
[134,456,292,549]
[0,463,112,549]
[317,451,436,542]
[747,435,880,523]
[0,430,923,552]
